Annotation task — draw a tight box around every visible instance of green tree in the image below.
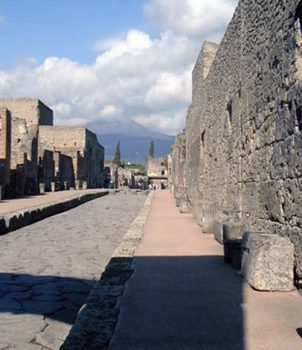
[113,141,122,167]
[149,140,155,158]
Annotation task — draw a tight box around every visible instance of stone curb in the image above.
[61,191,154,350]
[0,191,109,235]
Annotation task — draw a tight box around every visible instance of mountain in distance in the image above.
[87,119,175,164]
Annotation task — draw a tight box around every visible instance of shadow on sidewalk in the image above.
[109,255,244,350]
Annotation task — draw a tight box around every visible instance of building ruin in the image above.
[172,0,302,283]
[0,99,104,196]
[146,156,168,188]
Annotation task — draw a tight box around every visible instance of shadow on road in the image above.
[0,273,96,324]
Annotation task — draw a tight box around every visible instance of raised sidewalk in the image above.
[63,190,302,350]
[0,189,108,234]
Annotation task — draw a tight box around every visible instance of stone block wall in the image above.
[147,157,167,178]
[182,0,302,280]
[38,149,54,191]
[0,99,53,196]
[85,129,104,188]
[0,108,11,197]
[10,117,38,195]
[54,151,75,189]
[172,131,187,204]
[0,99,53,126]
[39,126,104,188]
[186,42,219,223]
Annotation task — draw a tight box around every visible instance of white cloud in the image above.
[0,29,197,134]
[100,104,122,118]
[0,1,237,135]
[144,0,237,39]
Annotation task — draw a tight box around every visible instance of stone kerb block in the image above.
[179,199,191,214]
[223,222,244,269]
[213,214,229,244]
[223,222,244,241]
[174,186,187,207]
[201,204,218,233]
[39,183,45,194]
[75,180,80,190]
[241,232,294,292]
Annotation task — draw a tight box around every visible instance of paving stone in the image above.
[22,300,63,315]
[0,193,146,348]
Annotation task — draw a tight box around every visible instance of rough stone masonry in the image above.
[173,0,302,283]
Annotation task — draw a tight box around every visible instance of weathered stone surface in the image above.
[179,199,191,214]
[0,192,146,349]
[171,0,302,280]
[223,222,244,241]
[61,192,153,349]
[241,232,294,291]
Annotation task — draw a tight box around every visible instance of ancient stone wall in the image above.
[85,129,105,188]
[147,156,168,187]
[10,117,38,195]
[38,149,54,191]
[0,108,11,197]
[184,0,302,280]
[0,99,53,196]
[186,42,218,223]
[53,151,75,189]
[172,131,187,205]
[0,99,53,126]
[39,126,104,188]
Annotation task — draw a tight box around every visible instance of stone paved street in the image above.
[0,192,146,350]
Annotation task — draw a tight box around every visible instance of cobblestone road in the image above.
[0,192,146,350]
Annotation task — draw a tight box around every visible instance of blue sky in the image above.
[0,0,237,135]
[0,0,155,68]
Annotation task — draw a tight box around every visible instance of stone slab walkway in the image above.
[108,190,302,350]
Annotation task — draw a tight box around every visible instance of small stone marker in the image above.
[75,180,80,190]
[39,183,45,194]
[201,205,217,233]
[51,182,55,192]
[179,199,191,214]
[82,181,87,190]
[241,232,294,292]
[213,219,224,244]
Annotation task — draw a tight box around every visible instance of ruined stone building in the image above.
[172,0,302,283]
[0,99,53,196]
[0,108,11,197]
[147,156,168,187]
[39,126,104,189]
[0,98,105,196]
